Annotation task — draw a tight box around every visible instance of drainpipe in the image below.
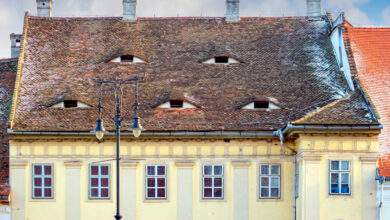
[292,155,297,220]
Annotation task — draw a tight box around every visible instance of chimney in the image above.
[123,0,137,21]
[226,0,240,22]
[36,0,52,17]
[307,0,322,17]
[10,33,22,58]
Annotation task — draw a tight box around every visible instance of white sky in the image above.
[0,0,389,58]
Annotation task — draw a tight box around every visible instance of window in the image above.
[110,55,145,64]
[157,100,196,109]
[329,160,350,195]
[242,100,280,110]
[146,165,167,199]
[203,56,239,64]
[89,164,110,199]
[51,100,90,108]
[32,164,53,199]
[202,165,224,199]
[259,164,280,198]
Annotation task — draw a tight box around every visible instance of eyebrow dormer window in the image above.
[242,101,280,110]
[158,100,196,109]
[51,100,91,109]
[203,56,239,65]
[110,55,145,64]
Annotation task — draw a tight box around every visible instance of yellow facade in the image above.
[9,133,378,220]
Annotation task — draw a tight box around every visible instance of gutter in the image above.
[280,123,382,136]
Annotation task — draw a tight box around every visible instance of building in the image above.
[342,21,390,220]
[0,55,19,218]
[8,0,381,220]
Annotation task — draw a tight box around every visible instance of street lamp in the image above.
[93,76,142,220]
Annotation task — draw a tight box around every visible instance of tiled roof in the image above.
[10,15,378,132]
[343,23,390,176]
[0,58,17,201]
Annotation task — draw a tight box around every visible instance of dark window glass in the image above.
[64,100,78,108]
[254,101,269,109]
[146,165,167,199]
[215,56,229,63]
[170,100,184,108]
[32,164,53,199]
[120,55,134,62]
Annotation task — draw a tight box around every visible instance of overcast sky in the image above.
[0,0,389,58]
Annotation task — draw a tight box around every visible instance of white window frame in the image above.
[259,164,281,199]
[329,160,351,195]
[32,164,54,199]
[89,164,110,199]
[202,164,224,199]
[145,165,167,200]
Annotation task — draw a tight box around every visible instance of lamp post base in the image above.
[114,214,122,220]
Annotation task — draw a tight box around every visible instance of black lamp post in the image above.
[94,76,142,220]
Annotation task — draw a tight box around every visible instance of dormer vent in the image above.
[110,55,145,64]
[242,100,280,110]
[203,56,239,65]
[51,100,91,109]
[158,100,196,109]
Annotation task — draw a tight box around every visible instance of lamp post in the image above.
[93,76,142,220]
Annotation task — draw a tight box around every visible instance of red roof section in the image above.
[344,23,390,176]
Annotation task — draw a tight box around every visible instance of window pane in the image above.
[101,188,109,197]
[91,188,99,197]
[271,188,279,197]
[157,188,165,198]
[261,165,269,175]
[44,166,51,175]
[214,178,222,187]
[341,161,349,171]
[34,165,42,175]
[44,178,51,187]
[331,161,339,171]
[147,188,155,198]
[91,166,99,175]
[331,173,339,184]
[34,178,42,187]
[331,184,339,194]
[341,173,349,184]
[204,178,212,187]
[91,178,99,187]
[214,166,223,175]
[157,166,165,175]
[147,178,155,187]
[157,178,165,187]
[271,165,280,175]
[204,188,212,198]
[34,188,42,197]
[261,188,269,197]
[101,166,109,175]
[44,188,52,197]
[147,166,155,175]
[341,184,350,194]
[271,177,279,187]
[214,188,222,198]
[261,177,269,187]
[101,178,109,187]
[204,166,212,175]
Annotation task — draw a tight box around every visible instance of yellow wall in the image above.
[9,134,378,220]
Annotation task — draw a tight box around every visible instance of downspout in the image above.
[274,128,297,220]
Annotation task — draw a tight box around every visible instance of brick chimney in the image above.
[307,0,322,17]
[226,0,240,22]
[10,33,22,58]
[123,0,137,21]
[36,0,52,17]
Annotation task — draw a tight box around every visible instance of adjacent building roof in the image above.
[0,58,17,203]
[9,15,379,133]
[343,23,390,177]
